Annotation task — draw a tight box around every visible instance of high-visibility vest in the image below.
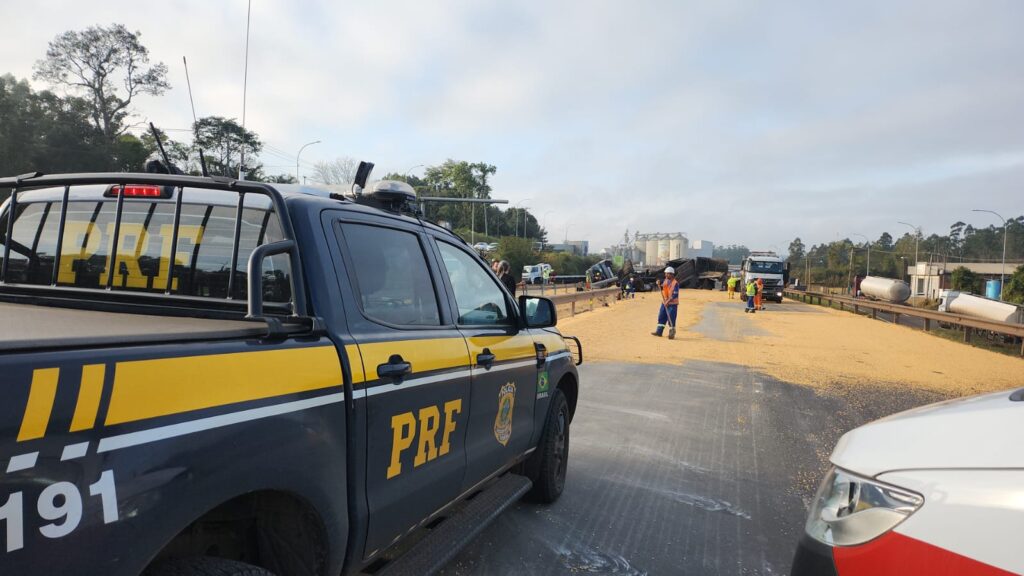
[746,282,757,296]
[727,277,738,288]
[662,279,679,305]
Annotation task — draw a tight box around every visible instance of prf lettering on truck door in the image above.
[387,399,462,479]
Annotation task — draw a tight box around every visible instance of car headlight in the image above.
[806,467,923,546]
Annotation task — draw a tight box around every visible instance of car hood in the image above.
[831,388,1024,477]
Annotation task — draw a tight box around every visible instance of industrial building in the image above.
[907,261,1022,301]
[602,232,717,267]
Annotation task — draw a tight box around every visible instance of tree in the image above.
[0,74,117,175]
[311,156,358,185]
[876,232,893,251]
[190,116,262,178]
[496,237,535,277]
[1003,265,1024,305]
[787,237,805,263]
[34,24,169,141]
[950,266,983,294]
[712,244,750,265]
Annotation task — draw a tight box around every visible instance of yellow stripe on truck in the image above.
[346,344,366,385]
[465,335,536,361]
[356,337,470,383]
[17,368,60,441]
[69,364,105,432]
[105,346,343,426]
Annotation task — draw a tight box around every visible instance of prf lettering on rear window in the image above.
[387,399,462,479]
[56,222,204,288]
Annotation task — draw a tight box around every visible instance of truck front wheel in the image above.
[524,389,570,503]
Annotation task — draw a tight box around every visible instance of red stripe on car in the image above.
[835,531,1016,576]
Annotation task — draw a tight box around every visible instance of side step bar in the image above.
[375,474,532,576]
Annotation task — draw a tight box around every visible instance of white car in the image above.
[792,388,1023,576]
[472,242,489,252]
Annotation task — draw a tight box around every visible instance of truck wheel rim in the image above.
[554,405,568,491]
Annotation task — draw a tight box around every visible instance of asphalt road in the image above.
[440,361,946,576]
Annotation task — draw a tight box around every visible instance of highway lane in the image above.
[440,361,946,576]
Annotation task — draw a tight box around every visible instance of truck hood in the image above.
[831,389,1024,477]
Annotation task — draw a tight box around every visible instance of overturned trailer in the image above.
[624,257,728,291]
[939,290,1024,325]
[859,276,912,304]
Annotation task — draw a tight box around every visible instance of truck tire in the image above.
[524,389,570,503]
[145,557,276,576]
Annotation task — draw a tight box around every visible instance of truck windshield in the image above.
[749,261,784,274]
[0,188,292,304]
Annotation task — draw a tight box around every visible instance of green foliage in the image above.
[389,161,544,242]
[496,237,535,277]
[950,266,983,293]
[0,74,129,175]
[1002,265,1024,304]
[190,116,263,178]
[33,23,169,140]
[713,244,750,265]
[787,237,805,263]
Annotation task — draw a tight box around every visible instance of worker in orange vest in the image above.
[651,266,680,339]
[755,277,765,310]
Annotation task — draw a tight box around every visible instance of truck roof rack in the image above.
[0,172,312,332]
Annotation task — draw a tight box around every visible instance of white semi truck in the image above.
[741,251,786,303]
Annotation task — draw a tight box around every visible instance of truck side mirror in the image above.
[519,296,557,328]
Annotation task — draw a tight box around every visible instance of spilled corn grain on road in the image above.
[442,290,1024,575]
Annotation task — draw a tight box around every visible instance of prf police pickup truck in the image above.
[0,171,581,576]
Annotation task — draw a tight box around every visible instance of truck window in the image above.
[0,190,292,304]
[340,223,441,326]
[437,242,510,326]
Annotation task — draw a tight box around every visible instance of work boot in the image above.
[651,326,663,337]
[668,328,676,339]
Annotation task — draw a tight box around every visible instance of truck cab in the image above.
[742,251,786,302]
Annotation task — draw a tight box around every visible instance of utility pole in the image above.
[852,233,870,276]
[972,209,1007,299]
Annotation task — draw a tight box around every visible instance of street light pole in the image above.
[513,199,531,239]
[852,233,870,276]
[296,140,321,182]
[973,209,1007,299]
[897,221,920,289]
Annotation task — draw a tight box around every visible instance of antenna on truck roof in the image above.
[147,122,181,174]
[183,56,210,178]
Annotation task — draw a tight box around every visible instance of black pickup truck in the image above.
[0,172,581,576]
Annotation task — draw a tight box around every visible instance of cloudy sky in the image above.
[2,1,1022,252]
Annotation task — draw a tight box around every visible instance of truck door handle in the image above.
[377,355,412,381]
[477,349,496,368]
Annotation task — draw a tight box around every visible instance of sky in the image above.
[2,0,1022,253]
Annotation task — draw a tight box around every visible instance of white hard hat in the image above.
[664,266,675,274]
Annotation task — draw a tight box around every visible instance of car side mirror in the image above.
[519,296,557,328]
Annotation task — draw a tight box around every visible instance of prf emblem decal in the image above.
[494,382,516,446]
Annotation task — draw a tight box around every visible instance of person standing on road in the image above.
[498,261,517,295]
[745,279,757,313]
[651,267,680,338]
[543,265,551,285]
[727,275,738,299]
[755,277,765,310]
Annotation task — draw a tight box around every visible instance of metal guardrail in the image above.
[784,289,1024,355]
[546,287,620,317]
